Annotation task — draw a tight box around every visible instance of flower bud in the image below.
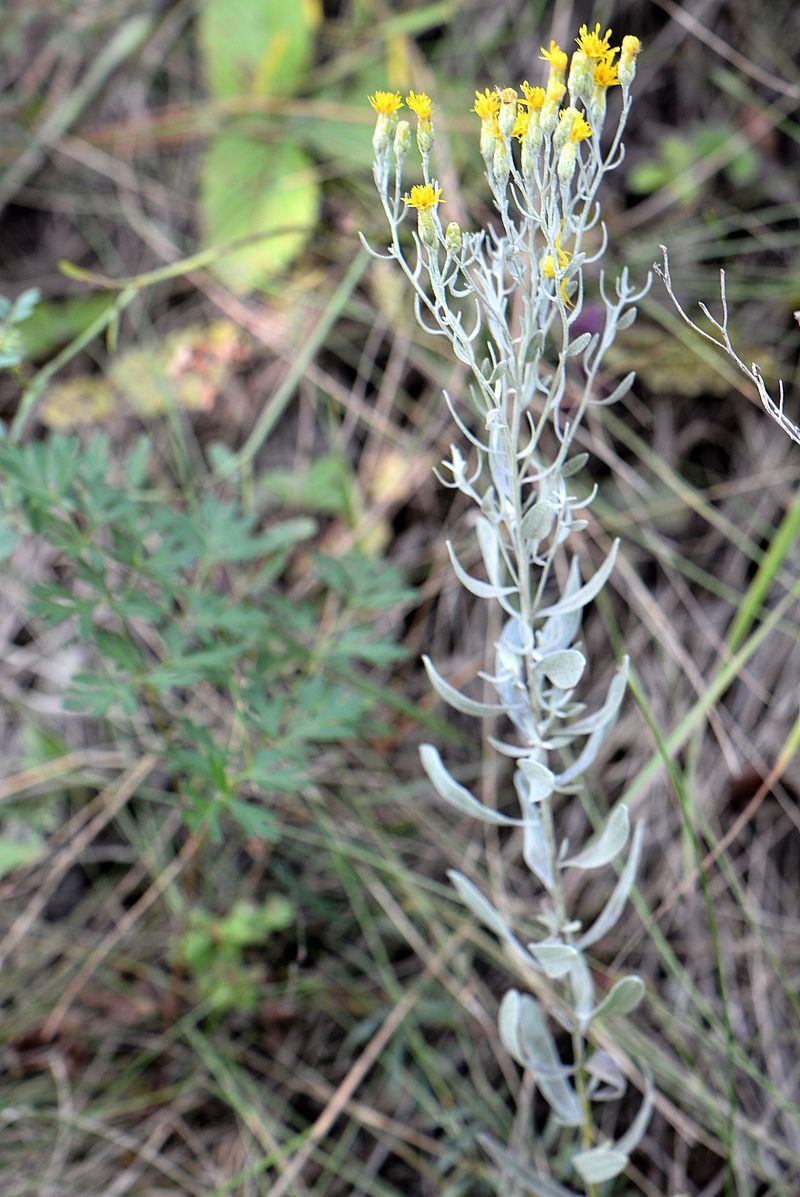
[418,208,440,249]
[372,114,396,159]
[445,221,462,253]
[498,87,517,138]
[493,139,511,189]
[416,118,434,156]
[394,120,411,164]
[554,106,579,152]
[540,80,566,135]
[557,140,577,185]
[568,50,592,106]
[618,35,641,92]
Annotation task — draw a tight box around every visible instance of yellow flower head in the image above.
[575,23,618,60]
[621,35,642,58]
[402,182,443,211]
[541,233,573,305]
[499,86,518,105]
[406,90,433,121]
[368,90,404,117]
[542,233,571,277]
[472,87,501,121]
[545,79,566,105]
[539,40,568,73]
[570,113,593,141]
[520,81,546,110]
[512,105,531,141]
[593,58,620,88]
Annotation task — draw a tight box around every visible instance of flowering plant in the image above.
[366,24,651,1196]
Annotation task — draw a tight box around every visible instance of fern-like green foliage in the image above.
[0,432,412,842]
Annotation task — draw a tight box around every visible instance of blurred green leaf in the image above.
[198,0,317,98]
[200,136,320,292]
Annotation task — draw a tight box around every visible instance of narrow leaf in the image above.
[479,1135,582,1197]
[537,540,619,619]
[578,822,643,949]
[446,539,516,599]
[564,805,629,870]
[422,654,509,718]
[566,658,628,737]
[590,975,645,1023]
[572,1147,628,1184]
[420,744,524,826]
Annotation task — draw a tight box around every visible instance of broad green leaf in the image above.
[572,1146,628,1184]
[0,834,45,879]
[200,136,320,292]
[198,0,317,98]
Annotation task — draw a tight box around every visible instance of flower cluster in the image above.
[366,24,650,1197]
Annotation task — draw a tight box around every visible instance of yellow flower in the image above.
[499,86,518,105]
[575,23,618,60]
[593,58,620,88]
[368,90,404,116]
[512,105,530,141]
[402,182,443,211]
[621,35,642,58]
[520,81,545,110]
[541,234,573,305]
[472,88,500,120]
[570,113,592,141]
[545,79,566,105]
[406,90,433,121]
[539,39,568,74]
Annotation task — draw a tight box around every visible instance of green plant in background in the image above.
[177,895,294,1017]
[0,427,412,844]
[367,24,651,1196]
[197,0,322,292]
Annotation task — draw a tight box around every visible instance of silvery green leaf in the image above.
[569,953,595,1027]
[617,306,637,331]
[578,822,643,949]
[555,721,611,786]
[518,759,556,801]
[529,942,580,978]
[520,795,553,890]
[560,452,589,478]
[448,870,515,945]
[447,540,516,600]
[539,559,583,651]
[615,1076,654,1155]
[564,805,629,870]
[422,655,508,718]
[594,370,636,407]
[572,1147,628,1185]
[538,649,585,690]
[590,975,645,1023]
[478,1136,582,1197]
[586,1050,627,1101]
[499,991,582,1125]
[521,500,555,541]
[525,330,546,362]
[489,735,546,759]
[566,331,593,357]
[476,515,504,588]
[567,658,628,737]
[420,744,524,826]
[537,540,618,619]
